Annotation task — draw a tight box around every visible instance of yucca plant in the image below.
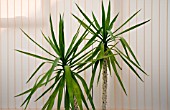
[73,1,150,109]
[15,15,102,110]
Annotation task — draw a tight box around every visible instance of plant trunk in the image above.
[102,58,107,110]
[74,96,79,110]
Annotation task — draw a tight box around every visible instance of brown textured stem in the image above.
[102,58,107,110]
[74,96,79,110]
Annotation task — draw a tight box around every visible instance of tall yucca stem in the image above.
[102,57,108,110]
[74,96,79,110]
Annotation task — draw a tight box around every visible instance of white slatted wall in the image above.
[0,0,169,110]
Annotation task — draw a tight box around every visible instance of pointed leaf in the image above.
[113,10,141,34]
[57,78,65,109]
[109,53,127,95]
[102,1,106,38]
[75,4,98,31]
[15,50,53,61]
[27,62,45,83]
[21,29,56,58]
[59,15,65,57]
[89,60,99,92]
[75,74,95,109]
[64,66,74,108]
[120,37,140,65]
[45,58,60,85]
[115,19,150,37]
[41,31,61,56]
[92,12,100,29]
[108,13,119,30]
[106,1,111,29]
[50,15,60,56]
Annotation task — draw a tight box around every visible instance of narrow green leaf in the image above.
[70,48,95,67]
[66,27,89,60]
[72,78,83,110]
[107,30,115,41]
[113,9,141,34]
[65,87,70,110]
[97,59,103,85]
[92,12,100,29]
[72,14,96,35]
[108,13,119,30]
[64,66,74,108]
[71,28,102,65]
[21,29,56,58]
[75,4,98,32]
[35,82,56,101]
[15,50,53,61]
[106,1,111,29]
[74,47,100,70]
[80,91,89,110]
[108,51,122,70]
[115,48,147,75]
[16,74,58,98]
[119,53,143,82]
[57,78,65,110]
[45,58,60,85]
[109,53,127,95]
[89,60,99,92]
[46,80,61,110]
[102,1,106,38]
[120,38,129,58]
[59,15,65,57]
[66,24,81,57]
[120,37,140,65]
[41,31,61,56]
[115,19,150,37]
[50,15,61,56]
[42,99,50,110]
[15,88,32,97]
[21,73,49,109]
[81,28,102,53]
[75,74,95,109]
[27,62,45,83]
[47,99,55,110]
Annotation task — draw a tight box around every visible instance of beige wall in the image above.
[0,0,169,110]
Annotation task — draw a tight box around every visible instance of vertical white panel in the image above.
[0,0,170,109]
[160,0,168,110]
[137,0,145,110]
[145,0,152,110]
[8,0,16,108]
[129,0,137,109]
[152,0,160,110]
[168,0,170,110]
[1,0,8,108]
[0,0,1,107]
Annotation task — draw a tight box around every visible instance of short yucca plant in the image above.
[73,1,150,109]
[15,15,102,110]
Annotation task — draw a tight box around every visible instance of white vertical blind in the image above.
[0,0,169,110]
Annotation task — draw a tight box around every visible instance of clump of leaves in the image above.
[73,1,149,109]
[15,15,101,110]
